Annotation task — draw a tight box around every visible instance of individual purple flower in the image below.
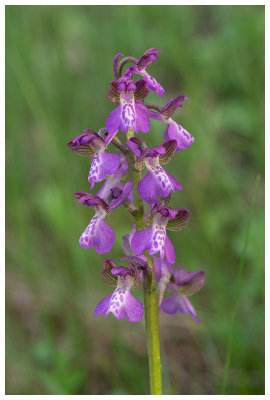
[67,129,120,189]
[105,79,150,140]
[94,259,144,322]
[131,203,190,264]
[147,95,194,151]
[126,137,182,206]
[160,264,205,323]
[73,192,114,254]
[121,48,165,96]
[97,155,133,202]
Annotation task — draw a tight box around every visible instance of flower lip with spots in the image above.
[94,260,144,322]
[131,203,190,264]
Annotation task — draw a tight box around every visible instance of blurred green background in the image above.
[5,5,265,395]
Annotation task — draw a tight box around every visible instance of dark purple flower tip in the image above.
[173,268,205,296]
[67,130,103,156]
[120,256,149,269]
[111,263,141,290]
[137,48,163,71]
[111,266,131,276]
[162,95,189,119]
[113,52,125,78]
[73,192,110,214]
[109,181,134,211]
[142,145,166,158]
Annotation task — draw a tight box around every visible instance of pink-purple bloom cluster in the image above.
[68,48,204,323]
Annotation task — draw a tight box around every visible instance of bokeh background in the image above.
[5,5,265,395]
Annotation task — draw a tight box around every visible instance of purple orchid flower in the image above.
[147,95,194,151]
[121,48,165,96]
[159,263,205,323]
[94,260,144,322]
[126,137,182,206]
[67,129,120,189]
[105,79,150,141]
[74,184,133,254]
[97,155,133,203]
[73,192,114,254]
[131,203,190,264]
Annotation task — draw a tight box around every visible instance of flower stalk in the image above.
[126,129,162,394]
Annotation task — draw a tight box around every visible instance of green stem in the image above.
[126,129,162,395]
[221,175,261,394]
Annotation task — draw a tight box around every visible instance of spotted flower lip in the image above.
[131,204,190,264]
[126,138,181,205]
[94,260,144,322]
[106,79,150,138]
[73,192,114,254]
[160,264,205,323]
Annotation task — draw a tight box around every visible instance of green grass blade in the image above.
[221,174,261,394]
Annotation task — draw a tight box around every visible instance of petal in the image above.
[100,152,121,177]
[131,227,152,255]
[94,219,115,254]
[135,102,150,133]
[138,171,159,205]
[125,292,144,322]
[166,172,183,191]
[165,121,194,151]
[106,105,121,135]
[153,256,173,281]
[160,293,200,322]
[164,235,175,264]
[122,224,136,256]
[174,269,205,296]
[94,293,113,317]
[140,70,165,96]
[79,221,95,249]
[105,287,144,322]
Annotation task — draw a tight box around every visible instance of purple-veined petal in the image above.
[166,172,183,191]
[131,227,153,255]
[135,102,150,133]
[94,219,115,254]
[164,121,194,151]
[164,235,176,264]
[138,171,159,206]
[139,70,165,96]
[106,105,122,135]
[94,293,113,317]
[95,287,144,322]
[79,216,115,254]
